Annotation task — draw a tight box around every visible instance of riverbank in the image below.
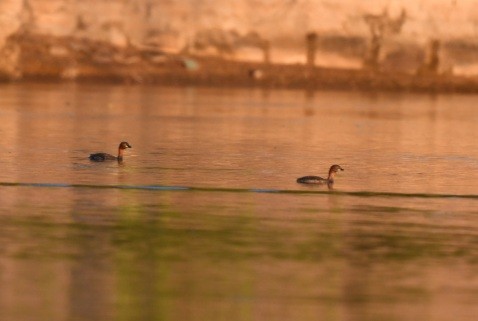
[3,34,478,94]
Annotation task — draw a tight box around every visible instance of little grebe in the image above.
[89,141,132,162]
[297,164,344,184]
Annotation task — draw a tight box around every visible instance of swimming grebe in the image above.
[89,141,132,162]
[296,164,344,184]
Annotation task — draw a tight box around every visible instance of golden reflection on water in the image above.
[1,84,478,195]
[0,84,478,321]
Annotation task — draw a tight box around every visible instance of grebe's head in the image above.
[329,164,344,174]
[119,141,132,150]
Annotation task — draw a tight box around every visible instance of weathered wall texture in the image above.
[1,0,478,75]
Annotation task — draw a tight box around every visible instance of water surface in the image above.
[0,84,477,321]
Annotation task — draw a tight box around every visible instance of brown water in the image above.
[0,83,477,321]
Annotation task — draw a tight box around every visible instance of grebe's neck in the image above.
[327,171,336,182]
[118,147,124,159]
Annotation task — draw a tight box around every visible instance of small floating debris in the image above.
[181,58,199,71]
[49,45,70,57]
[61,66,79,80]
[248,68,264,80]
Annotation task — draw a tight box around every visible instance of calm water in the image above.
[0,84,477,321]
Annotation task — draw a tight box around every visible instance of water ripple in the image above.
[1,181,478,200]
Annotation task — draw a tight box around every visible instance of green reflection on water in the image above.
[1,188,478,321]
[3,197,477,264]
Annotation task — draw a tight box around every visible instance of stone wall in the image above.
[2,0,478,76]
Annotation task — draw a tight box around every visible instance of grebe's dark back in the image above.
[296,164,344,184]
[89,141,132,162]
